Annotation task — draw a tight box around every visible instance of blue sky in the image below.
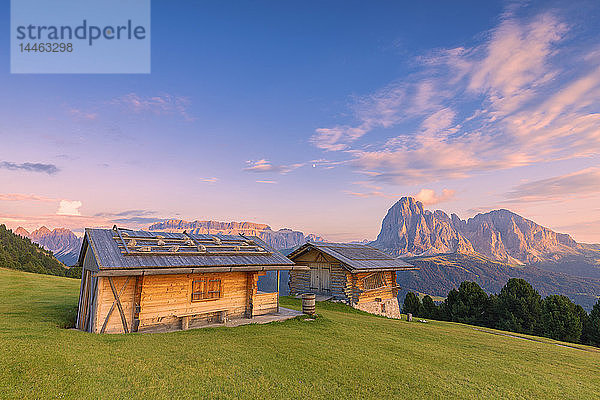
[1,0,600,242]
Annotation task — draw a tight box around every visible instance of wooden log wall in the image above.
[140,272,251,330]
[253,292,278,316]
[349,271,397,305]
[288,269,311,295]
[76,245,100,332]
[328,263,348,300]
[246,271,258,318]
[93,271,258,333]
[288,248,348,301]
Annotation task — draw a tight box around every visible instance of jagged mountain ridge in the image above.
[14,219,325,263]
[372,198,474,256]
[148,219,325,250]
[371,197,588,265]
[15,226,82,266]
[0,225,68,276]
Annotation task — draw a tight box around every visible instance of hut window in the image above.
[362,272,386,290]
[191,277,222,301]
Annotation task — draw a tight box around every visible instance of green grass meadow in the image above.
[0,268,599,399]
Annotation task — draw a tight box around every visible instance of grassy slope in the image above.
[1,268,599,399]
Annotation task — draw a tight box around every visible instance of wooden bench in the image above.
[176,309,229,330]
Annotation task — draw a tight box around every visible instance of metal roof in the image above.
[287,242,417,273]
[80,228,295,272]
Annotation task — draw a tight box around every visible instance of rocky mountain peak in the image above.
[16,226,82,266]
[371,198,584,264]
[372,197,473,256]
[14,227,29,237]
[35,226,51,235]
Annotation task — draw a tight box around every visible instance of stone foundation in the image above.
[354,298,401,319]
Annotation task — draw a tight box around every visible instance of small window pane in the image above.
[191,277,222,301]
[363,272,386,290]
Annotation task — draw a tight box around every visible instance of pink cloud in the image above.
[199,177,219,184]
[468,12,567,115]
[110,93,194,121]
[56,200,83,216]
[414,188,456,205]
[0,193,55,202]
[344,190,391,198]
[311,9,600,185]
[244,159,304,174]
[69,108,98,120]
[504,167,600,203]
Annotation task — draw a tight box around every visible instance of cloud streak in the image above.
[0,161,59,175]
[244,159,304,174]
[0,193,55,202]
[110,93,194,121]
[504,167,600,203]
[200,177,219,184]
[312,9,600,185]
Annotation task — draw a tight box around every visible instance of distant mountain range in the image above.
[9,199,599,309]
[14,226,83,266]
[0,225,69,276]
[370,197,600,310]
[11,220,325,266]
[148,219,325,249]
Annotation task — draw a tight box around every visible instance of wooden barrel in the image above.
[302,293,316,315]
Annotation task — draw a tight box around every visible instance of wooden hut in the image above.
[75,226,306,333]
[287,242,418,318]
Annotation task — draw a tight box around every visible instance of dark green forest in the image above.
[403,278,600,348]
[0,224,80,278]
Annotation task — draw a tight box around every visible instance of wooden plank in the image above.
[108,276,130,334]
[113,226,130,254]
[77,270,90,330]
[131,276,143,332]
[100,276,131,333]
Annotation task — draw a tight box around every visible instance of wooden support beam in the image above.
[108,277,130,334]
[100,276,131,334]
[276,270,280,313]
[131,276,143,332]
[113,226,130,255]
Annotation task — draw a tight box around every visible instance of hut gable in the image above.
[288,242,418,319]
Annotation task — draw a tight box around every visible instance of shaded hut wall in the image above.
[253,291,278,316]
[289,248,349,301]
[348,271,397,305]
[76,245,100,332]
[94,275,136,334]
[93,271,261,333]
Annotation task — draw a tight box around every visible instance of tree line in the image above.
[0,224,81,278]
[403,278,600,348]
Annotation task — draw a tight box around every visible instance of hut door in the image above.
[311,263,330,293]
[310,267,319,290]
[320,267,330,292]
